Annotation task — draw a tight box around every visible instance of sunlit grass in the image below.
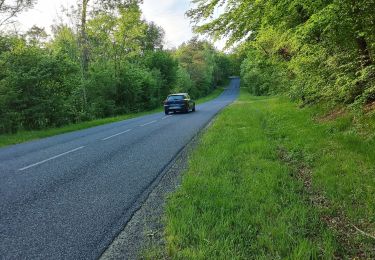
[162,90,374,258]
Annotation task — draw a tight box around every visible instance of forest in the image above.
[156,1,375,258]
[0,0,236,134]
[189,0,374,107]
[1,0,373,136]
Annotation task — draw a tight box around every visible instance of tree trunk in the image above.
[80,0,89,109]
[356,36,372,67]
[349,0,372,67]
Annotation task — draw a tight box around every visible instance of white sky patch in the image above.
[14,0,75,31]
[141,0,193,49]
[11,0,224,49]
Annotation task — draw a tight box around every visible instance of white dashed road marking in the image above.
[102,129,132,141]
[140,120,157,127]
[19,146,85,171]
[162,115,172,120]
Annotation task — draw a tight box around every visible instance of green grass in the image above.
[162,90,375,259]
[0,87,224,148]
[0,108,161,148]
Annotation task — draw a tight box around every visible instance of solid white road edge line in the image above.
[102,129,132,141]
[140,120,157,127]
[19,146,85,171]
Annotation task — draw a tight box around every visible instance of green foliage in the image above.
[240,47,289,96]
[143,50,178,98]
[173,66,194,94]
[50,25,80,62]
[143,22,165,51]
[188,0,375,105]
[175,38,232,98]
[0,40,80,132]
[0,88,224,148]
[114,61,162,112]
[0,2,234,135]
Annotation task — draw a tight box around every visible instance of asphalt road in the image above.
[0,78,240,259]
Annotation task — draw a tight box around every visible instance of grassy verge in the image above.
[0,87,224,148]
[0,108,161,148]
[161,90,375,259]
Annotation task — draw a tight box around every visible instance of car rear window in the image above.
[167,95,185,101]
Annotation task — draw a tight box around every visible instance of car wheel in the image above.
[192,105,196,112]
[165,109,169,115]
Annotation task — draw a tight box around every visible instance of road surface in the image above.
[0,78,240,259]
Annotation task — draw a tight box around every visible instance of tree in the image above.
[0,0,235,135]
[25,25,47,46]
[86,3,146,75]
[143,50,178,98]
[0,0,36,27]
[50,25,80,62]
[79,0,90,109]
[0,38,80,132]
[78,0,143,109]
[143,22,165,51]
[188,0,375,104]
[174,38,225,98]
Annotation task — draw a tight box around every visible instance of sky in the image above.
[13,0,223,49]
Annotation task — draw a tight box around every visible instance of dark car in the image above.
[164,93,196,115]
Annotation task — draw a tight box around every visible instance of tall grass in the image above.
[164,90,374,258]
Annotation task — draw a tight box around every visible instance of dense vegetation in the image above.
[150,1,375,258]
[189,0,374,106]
[0,1,234,134]
[161,91,375,259]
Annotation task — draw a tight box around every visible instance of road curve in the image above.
[0,78,240,259]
